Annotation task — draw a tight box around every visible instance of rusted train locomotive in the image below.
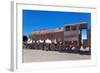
[23,22,91,54]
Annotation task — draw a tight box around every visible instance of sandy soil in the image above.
[22,48,90,63]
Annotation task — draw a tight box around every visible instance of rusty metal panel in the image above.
[64,30,79,41]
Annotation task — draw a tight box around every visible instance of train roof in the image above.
[30,28,63,35]
[64,22,88,26]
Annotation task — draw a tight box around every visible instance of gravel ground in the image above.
[22,48,91,63]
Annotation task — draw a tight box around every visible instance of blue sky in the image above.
[23,10,91,39]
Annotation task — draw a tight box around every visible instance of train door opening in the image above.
[81,29,88,48]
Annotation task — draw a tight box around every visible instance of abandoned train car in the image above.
[23,22,91,54]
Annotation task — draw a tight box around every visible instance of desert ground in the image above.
[22,48,90,63]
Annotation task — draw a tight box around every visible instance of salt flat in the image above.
[22,48,90,63]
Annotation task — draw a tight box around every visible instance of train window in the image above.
[65,26,70,31]
[71,26,77,30]
[81,29,87,40]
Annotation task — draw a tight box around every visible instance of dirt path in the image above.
[22,49,90,63]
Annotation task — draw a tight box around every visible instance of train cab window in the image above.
[71,26,77,30]
[65,26,70,31]
[81,29,87,40]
